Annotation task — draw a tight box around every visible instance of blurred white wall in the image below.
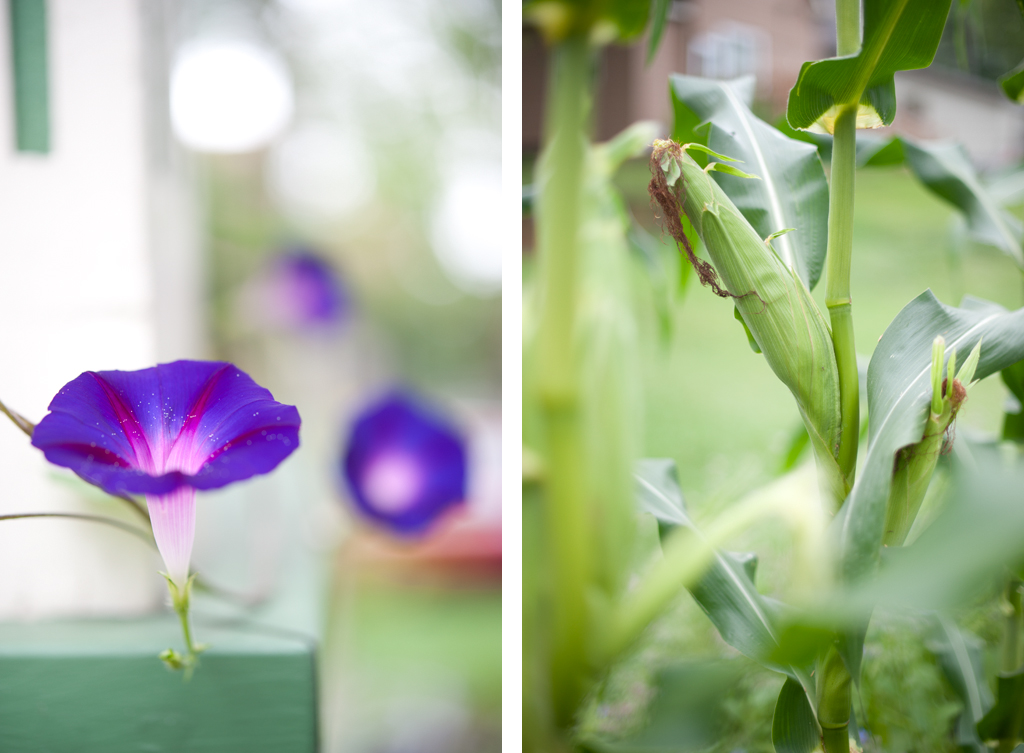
[0,0,202,618]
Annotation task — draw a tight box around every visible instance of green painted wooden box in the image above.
[0,554,324,752]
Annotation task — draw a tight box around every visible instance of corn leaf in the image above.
[705,162,760,180]
[857,135,1024,265]
[787,0,952,133]
[977,669,1024,742]
[635,460,813,694]
[1002,358,1024,441]
[771,677,820,753]
[523,0,649,42]
[670,75,829,290]
[928,616,991,752]
[645,0,672,64]
[1000,59,1024,104]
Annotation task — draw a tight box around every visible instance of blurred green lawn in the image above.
[321,580,501,753]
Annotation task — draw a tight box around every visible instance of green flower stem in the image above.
[535,34,592,727]
[826,104,860,493]
[162,574,205,678]
[175,591,197,657]
[0,512,154,546]
[0,397,34,436]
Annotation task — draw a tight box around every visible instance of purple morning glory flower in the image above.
[261,248,347,329]
[31,360,301,586]
[343,393,466,536]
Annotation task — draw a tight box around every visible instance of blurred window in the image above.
[687,21,769,85]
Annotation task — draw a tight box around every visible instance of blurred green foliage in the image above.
[525,148,1024,750]
[860,616,963,752]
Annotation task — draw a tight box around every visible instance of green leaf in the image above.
[645,0,671,65]
[778,423,810,473]
[634,460,812,690]
[774,114,833,163]
[835,292,1024,587]
[857,135,1024,265]
[901,140,1023,266]
[928,616,992,751]
[987,167,1024,208]
[1000,58,1024,104]
[856,134,906,167]
[1003,358,1024,442]
[601,0,651,41]
[771,676,820,753]
[734,305,762,354]
[605,120,659,172]
[682,142,742,162]
[523,0,650,43]
[765,227,796,245]
[787,0,953,133]
[705,162,760,180]
[1005,409,1024,442]
[1003,358,1024,404]
[664,156,681,187]
[977,668,1024,741]
[670,75,829,290]
[635,458,688,530]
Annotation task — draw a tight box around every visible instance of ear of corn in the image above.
[882,338,981,546]
[650,140,845,502]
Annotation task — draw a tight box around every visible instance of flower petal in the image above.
[147,486,196,587]
[32,360,300,495]
[269,249,347,328]
[343,393,466,535]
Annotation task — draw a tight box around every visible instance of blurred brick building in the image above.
[524,0,832,150]
[524,0,1024,167]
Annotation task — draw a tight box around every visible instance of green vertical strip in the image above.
[9,0,49,153]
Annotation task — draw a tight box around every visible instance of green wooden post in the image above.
[9,0,49,153]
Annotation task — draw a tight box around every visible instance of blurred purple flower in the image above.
[31,361,300,585]
[260,248,347,329]
[343,393,466,536]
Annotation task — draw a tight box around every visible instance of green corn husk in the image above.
[650,141,844,502]
[882,337,981,547]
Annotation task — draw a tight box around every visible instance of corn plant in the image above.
[524,0,1024,751]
